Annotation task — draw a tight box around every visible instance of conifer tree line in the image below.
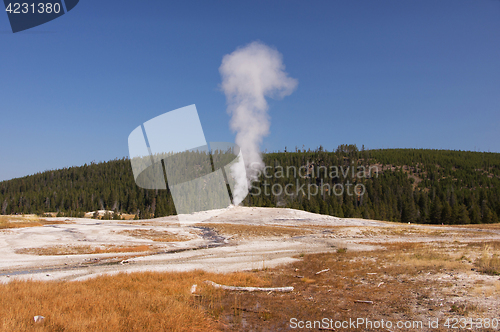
[0,146,499,224]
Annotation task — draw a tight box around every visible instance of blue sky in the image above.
[1,0,499,181]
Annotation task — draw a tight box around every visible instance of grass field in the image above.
[117,229,191,242]
[0,215,67,229]
[196,223,312,238]
[0,271,268,331]
[2,240,499,331]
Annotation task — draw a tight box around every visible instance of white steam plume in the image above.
[219,41,298,205]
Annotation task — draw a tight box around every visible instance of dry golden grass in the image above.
[466,240,500,250]
[118,229,190,242]
[118,213,137,220]
[116,221,178,227]
[377,226,488,237]
[370,240,500,279]
[449,303,478,316]
[16,245,154,256]
[0,271,270,332]
[199,223,311,238]
[0,215,67,229]
[366,241,470,273]
[456,223,500,230]
[471,280,499,298]
[475,245,500,275]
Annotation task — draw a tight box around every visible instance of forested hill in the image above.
[1,146,499,224]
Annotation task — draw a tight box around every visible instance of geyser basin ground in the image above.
[0,206,498,283]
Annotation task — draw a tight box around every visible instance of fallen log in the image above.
[204,280,293,292]
[315,268,330,275]
[354,300,374,304]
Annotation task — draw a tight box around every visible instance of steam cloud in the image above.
[220,41,298,205]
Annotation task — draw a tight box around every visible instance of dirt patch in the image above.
[199,242,500,331]
[16,245,155,256]
[198,223,313,239]
[117,229,191,242]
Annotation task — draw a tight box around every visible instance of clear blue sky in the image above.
[1,0,499,181]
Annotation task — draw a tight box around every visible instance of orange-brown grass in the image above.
[198,223,311,238]
[118,229,190,242]
[0,270,270,332]
[0,215,67,229]
[16,245,154,256]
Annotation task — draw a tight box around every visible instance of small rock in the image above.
[34,316,45,323]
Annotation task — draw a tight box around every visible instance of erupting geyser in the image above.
[219,41,298,205]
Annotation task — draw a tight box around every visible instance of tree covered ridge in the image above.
[253,146,499,224]
[1,146,499,224]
